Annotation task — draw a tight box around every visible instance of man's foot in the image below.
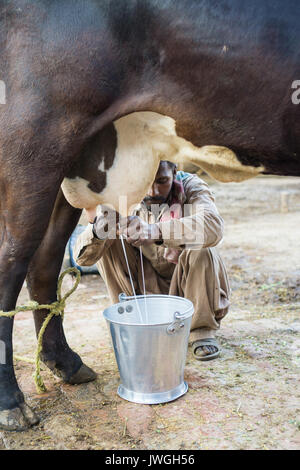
[192,338,220,361]
[41,347,97,384]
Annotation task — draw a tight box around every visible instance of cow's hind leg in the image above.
[0,177,62,431]
[26,189,97,384]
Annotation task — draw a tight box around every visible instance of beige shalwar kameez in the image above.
[74,174,230,342]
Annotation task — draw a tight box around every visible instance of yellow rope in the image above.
[0,267,81,394]
[14,355,35,364]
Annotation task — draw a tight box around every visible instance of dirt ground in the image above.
[0,175,299,450]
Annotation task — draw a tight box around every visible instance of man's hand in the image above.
[118,216,162,247]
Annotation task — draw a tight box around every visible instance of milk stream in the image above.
[119,234,149,324]
[139,246,149,324]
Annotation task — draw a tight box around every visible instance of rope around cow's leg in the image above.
[0,267,81,393]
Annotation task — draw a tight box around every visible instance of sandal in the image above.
[192,338,221,361]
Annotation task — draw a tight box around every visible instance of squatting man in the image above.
[74,161,230,360]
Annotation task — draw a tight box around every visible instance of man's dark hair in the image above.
[161,160,177,170]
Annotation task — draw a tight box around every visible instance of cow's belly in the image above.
[61,111,265,214]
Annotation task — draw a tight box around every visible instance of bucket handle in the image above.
[119,293,162,302]
[119,294,192,320]
[174,310,189,320]
[119,293,133,302]
[167,311,188,335]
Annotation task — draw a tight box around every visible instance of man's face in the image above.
[143,161,176,210]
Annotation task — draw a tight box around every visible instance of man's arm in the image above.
[157,176,224,250]
[73,223,115,266]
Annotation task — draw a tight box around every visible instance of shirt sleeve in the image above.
[73,223,114,266]
[157,175,224,250]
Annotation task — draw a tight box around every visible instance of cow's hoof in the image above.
[0,403,40,432]
[66,364,97,385]
[43,358,97,384]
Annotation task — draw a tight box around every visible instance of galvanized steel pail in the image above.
[103,293,194,404]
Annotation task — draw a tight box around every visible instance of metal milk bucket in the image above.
[103,293,194,404]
